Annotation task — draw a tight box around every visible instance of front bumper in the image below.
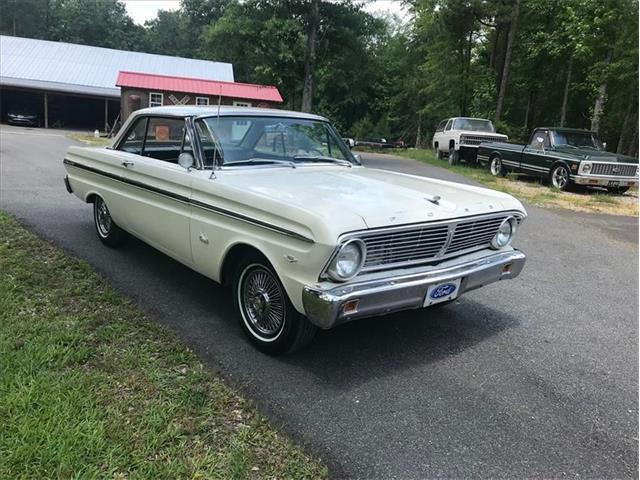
[302,248,526,329]
[573,175,638,187]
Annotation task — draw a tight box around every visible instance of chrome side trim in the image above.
[63,158,315,244]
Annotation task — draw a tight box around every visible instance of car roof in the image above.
[131,105,328,122]
[449,117,492,121]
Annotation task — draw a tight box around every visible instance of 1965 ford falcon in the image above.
[63,106,527,354]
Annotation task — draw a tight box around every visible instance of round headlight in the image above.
[490,217,517,249]
[582,163,592,173]
[327,239,366,281]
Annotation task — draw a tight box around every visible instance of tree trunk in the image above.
[616,94,634,153]
[460,29,473,116]
[495,0,520,123]
[591,50,612,133]
[301,0,320,113]
[559,56,573,127]
[415,113,422,148]
[523,90,532,130]
[627,117,638,157]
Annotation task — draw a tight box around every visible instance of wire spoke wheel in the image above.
[239,265,286,340]
[94,197,112,237]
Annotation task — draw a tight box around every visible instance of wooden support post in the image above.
[43,92,49,128]
[104,98,108,133]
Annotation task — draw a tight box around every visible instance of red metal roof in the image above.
[116,71,283,103]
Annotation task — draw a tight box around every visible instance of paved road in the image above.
[1,125,638,479]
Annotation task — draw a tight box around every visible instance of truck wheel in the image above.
[489,155,506,177]
[233,253,317,355]
[550,164,572,191]
[448,147,459,166]
[606,186,629,195]
[93,196,129,248]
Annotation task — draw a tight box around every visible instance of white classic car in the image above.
[63,106,527,354]
[432,117,508,165]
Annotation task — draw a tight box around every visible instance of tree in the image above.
[494,0,519,123]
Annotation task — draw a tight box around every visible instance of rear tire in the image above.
[93,196,129,248]
[489,155,506,177]
[448,147,459,166]
[233,253,317,354]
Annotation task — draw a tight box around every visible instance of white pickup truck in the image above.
[432,117,508,165]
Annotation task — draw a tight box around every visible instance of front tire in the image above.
[233,254,317,354]
[448,147,459,166]
[549,164,572,191]
[93,196,129,247]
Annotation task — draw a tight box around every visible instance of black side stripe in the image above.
[63,158,315,244]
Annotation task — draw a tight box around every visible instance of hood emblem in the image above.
[612,166,619,173]
[425,195,441,205]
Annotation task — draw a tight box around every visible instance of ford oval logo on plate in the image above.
[430,283,457,299]
[424,278,461,306]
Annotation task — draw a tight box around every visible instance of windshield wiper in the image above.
[226,158,296,168]
[293,155,353,167]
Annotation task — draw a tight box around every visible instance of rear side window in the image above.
[435,120,446,132]
[142,117,187,163]
[118,117,148,155]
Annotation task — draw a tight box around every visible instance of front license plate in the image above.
[607,180,620,187]
[424,278,462,306]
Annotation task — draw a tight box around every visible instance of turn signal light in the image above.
[342,300,359,315]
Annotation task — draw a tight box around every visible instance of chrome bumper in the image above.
[302,249,526,329]
[572,175,638,187]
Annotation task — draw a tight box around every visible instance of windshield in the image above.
[552,131,603,150]
[452,118,495,132]
[196,116,355,167]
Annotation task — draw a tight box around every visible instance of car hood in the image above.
[554,146,639,164]
[458,130,507,138]
[215,166,524,237]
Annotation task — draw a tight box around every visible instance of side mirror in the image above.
[178,152,194,170]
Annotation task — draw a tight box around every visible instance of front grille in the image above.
[358,213,513,272]
[590,163,637,176]
[460,135,505,146]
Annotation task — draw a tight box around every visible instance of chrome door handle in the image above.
[121,161,134,167]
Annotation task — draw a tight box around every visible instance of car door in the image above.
[441,119,453,151]
[520,128,551,177]
[114,115,195,265]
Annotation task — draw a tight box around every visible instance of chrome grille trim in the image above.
[590,162,637,177]
[460,135,506,146]
[336,211,525,274]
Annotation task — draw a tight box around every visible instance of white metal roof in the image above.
[0,35,234,98]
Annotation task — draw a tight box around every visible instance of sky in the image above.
[122,1,408,25]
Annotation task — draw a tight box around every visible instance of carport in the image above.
[0,86,119,130]
[0,35,233,131]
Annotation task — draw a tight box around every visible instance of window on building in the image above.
[233,101,251,107]
[196,97,210,106]
[149,92,163,107]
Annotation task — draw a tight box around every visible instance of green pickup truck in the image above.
[477,127,639,193]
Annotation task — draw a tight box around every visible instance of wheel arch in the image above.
[220,242,272,287]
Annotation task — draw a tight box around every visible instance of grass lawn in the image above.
[0,213,327,479]
[67,133,112,146]
[385,148,638,217]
